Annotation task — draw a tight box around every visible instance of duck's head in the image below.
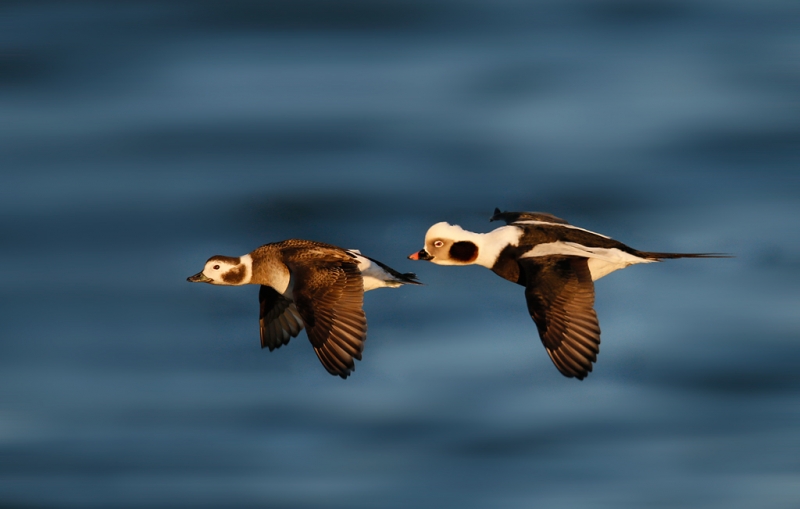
[187,255,251,285]
[408,222,480,266]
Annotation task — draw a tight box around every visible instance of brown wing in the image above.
[521,256,601,380]
[287,259,367,379]
[259,285,304,351]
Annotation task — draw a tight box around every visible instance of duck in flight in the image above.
[188,239,420,378]
[409,208,728,380]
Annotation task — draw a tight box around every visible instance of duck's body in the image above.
[188,239,420,379]
[409,209,726,380]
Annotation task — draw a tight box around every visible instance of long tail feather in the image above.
[635,251,733,261]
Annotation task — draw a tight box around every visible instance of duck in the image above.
[408,208,727,380]
[188,239,421,379]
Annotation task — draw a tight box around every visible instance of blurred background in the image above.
[1,1,798,507]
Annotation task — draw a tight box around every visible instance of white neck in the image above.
[239,254,253,285]
[473,225,523,268]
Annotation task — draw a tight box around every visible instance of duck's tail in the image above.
[367,256,423,285]
[634,251,733,261]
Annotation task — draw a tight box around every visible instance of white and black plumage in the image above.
[409,208,727,380]
[188,239,421,379]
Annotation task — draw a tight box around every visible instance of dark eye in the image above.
[213,265,220,270]
[433,240,444,248]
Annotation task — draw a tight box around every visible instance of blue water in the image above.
[1,1,798,507]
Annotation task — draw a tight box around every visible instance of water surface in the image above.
[1,1,798,507]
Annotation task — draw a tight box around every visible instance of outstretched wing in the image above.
[490,208,570,225]
[259,285,304,351]
[521,256,601,380]
[288,259,367,379]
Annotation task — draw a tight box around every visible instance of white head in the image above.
[187,254,252,285]
[408,222,482,266]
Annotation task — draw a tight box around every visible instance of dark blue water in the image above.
[1,1,798,507]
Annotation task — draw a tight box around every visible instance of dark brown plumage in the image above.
[286,255,367,378]
[189,238,419,379]
[521,256,600,380]
[490,208,569,225]
[258,286,303,351]
[251,240,369,378]
[411,209,730,380]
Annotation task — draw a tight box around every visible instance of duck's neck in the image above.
[248,251,292,295]
[238,254,253,284]
[473,225,523,268]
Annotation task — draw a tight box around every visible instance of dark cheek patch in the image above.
[450,241,478,263]
[222,265,246,284]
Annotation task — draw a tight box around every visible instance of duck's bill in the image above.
[408,249,433,261]
[187,272,212,283]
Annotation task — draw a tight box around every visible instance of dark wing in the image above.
[491,208,570,225]
[288,259,367,379]
[259,285,304,351]
[521,256,601,380]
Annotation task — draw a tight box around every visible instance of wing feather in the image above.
[522,256,601,380]
[287,258,367,379]
[259,286,304,351]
